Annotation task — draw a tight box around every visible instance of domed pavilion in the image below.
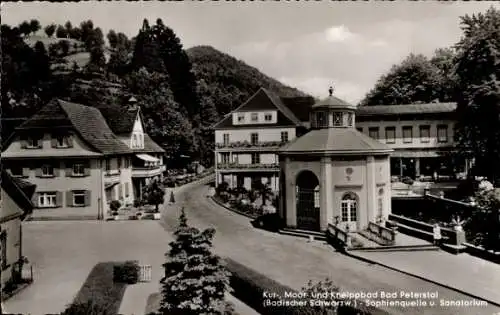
[278,87,393,232]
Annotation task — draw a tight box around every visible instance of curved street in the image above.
[161,181,500,315]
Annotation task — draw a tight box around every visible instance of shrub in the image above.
[110,200,121,215]
[113,261,139,284]
[402,176,414,186]
[133,199,141,208]
[252,213,283,232]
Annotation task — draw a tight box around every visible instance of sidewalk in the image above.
[348,249,500,306]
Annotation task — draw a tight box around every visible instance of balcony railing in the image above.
[216,141,288,149]
[217,163,280,170]
[132,165,166,178]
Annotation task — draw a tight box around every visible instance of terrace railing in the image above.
[215,140,287,149]
[217,163,280,170]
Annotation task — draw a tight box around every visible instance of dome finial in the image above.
[328,86,334,96]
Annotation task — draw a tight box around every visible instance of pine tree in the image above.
[159,208,231,315]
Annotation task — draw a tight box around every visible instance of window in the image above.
[1,233,6,270]
[251,153,260,164]
[42,165,54,177]
[38,192,57,208]
[333,112,343,126]
[72,164,85,176]
[105,158,111,171]
[10,167,23,177]
[368,127,379,140]
[73,191,86,207]
[281,131,289,143]
[27,137,40,148]
[315,111,328,128]
[419,125,431,143]
[341,193,357,222]
[55,135,70,148]
[347,113,354,127]
[264,113,272,121]
[250,133,259,145]
[314,186,320,208]
[133,134,138,148]
[385,127,396,144]
[220,153,230,164]
[223,133,230,145]
[125,158,130,168]
[402,126,413,143]
[251,113,258,122]
[437,125,448,143]
[237,114,245,123]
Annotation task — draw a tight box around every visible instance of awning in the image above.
[136,154,160,162]
[105,182,119,190]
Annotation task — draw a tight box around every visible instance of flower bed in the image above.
[164,168,214,188]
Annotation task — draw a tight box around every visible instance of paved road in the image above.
[161,182,500,315]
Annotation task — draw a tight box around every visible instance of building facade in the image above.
[279,89,393,232]
[213,88,314,192]
[2,99,165,220]
[355,103,469,180]
[1,170,36,290]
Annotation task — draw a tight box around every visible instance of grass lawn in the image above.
[68,262,128,314]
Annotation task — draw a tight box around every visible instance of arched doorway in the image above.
[341,192,358,231]
[295,170,320,231]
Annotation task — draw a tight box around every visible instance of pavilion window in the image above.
[315,111,328,128]
[333,112,343,127]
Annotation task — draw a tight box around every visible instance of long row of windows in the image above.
[236,112,274,124]
[219,153,279,165]
[359,124,450,143]
[36,190,91,208]
[11,162,90,178]
[23,135,73,149]
[222,132,289,145]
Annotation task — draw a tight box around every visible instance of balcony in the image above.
[132,165,166,178]
[215,141,287,151]
[104,170,121,183]
[217,163,280,172]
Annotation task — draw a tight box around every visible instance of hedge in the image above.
[224,258,384,315]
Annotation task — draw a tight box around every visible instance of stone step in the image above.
[281,227,326,238]
[279,229,328,241]
[350,244,439,252]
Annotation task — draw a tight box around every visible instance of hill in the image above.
[187,45,309,115]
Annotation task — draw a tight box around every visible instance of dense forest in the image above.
[1,18,306,167]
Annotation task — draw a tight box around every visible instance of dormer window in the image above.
[264,113,272,121]
[27,137,41,148]
[237,114,245,123]
[251,113,258,122]
[333,112,343,127]
[133,134,138,148]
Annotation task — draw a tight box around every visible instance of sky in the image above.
[2,1,498,104]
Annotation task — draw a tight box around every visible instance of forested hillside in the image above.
[1,18,308,167]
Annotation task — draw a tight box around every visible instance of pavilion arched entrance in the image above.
[295,170,320,231]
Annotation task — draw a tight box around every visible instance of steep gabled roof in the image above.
[280,96,316,122]
[96,106,139,135]
[1,170,35,219]
[140,134,166,153]
[15,99,132,155]
[212,88,309,129]
[356,103,457,117]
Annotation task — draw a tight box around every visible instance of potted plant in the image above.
[110,200,121,220]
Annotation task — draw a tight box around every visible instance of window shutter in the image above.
[66,191,73,207]
[66,136,73,148]
[65,162,73,177]
[31,192,39,208]
[56,191,63,207]
[35,167,42,177]
[51,137,57,148]
[84,161,91,176]
[84,190,91,206]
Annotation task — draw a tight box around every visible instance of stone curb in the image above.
[344,251,500,308]
[209,196,258,220]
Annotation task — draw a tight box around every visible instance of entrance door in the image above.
[296,187,320,231]
[341,193,358,231]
